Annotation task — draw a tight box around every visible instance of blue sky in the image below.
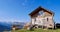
[0,0,60,23]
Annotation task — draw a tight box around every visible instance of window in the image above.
[47,18,48,21]
[35,18,36,22]
[39,11,44,15]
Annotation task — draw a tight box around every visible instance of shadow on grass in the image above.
[29,29,34,31]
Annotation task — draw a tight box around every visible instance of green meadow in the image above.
[11,28,60,32]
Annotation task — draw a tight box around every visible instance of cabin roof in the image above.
[29,6,54,16]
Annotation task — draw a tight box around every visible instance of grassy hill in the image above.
[11,28,60,32]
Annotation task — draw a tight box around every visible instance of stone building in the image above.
[29,6,54,29]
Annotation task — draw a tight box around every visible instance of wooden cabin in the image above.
[29,6,54,29]
[56,23,60,28]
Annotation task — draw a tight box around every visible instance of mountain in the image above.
[11,22,26,29]
[0,22,26,31]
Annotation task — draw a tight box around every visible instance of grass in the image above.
[11,28,60,32]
